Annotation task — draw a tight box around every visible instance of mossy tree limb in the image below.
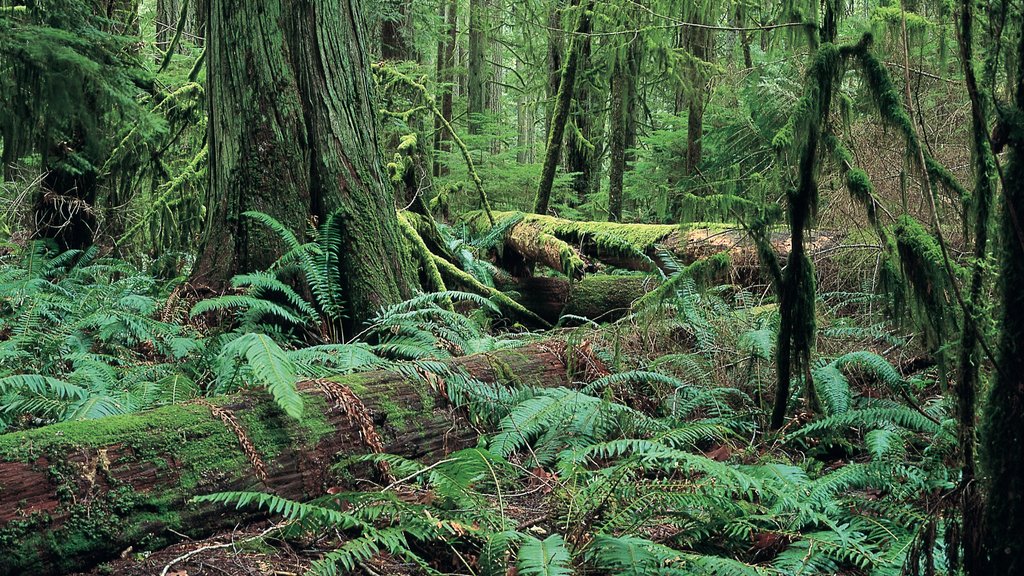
[432,254,552,327]
[374,63,495,225]
[0,343,599,575]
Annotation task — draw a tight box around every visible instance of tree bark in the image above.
[468,0,487,135]
[534,0,596,215]
[433,0,458,178]
[983,16,1024,573]
[0,343,606,576]
[193,0,416,327]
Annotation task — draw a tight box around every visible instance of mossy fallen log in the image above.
[0,342,605,576]
[509,274,661,323]
[465,211,839,276]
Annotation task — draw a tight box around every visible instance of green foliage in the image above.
[216,333,303,419]
[0,242,201,429]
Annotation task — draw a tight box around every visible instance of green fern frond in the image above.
[219,333,303,419]
[517,533,573,576]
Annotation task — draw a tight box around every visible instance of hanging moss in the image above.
[849,37,970,205]
[892,216,964,368]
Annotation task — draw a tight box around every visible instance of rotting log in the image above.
[0,342,606,576]
[509,274,661,323]
[465,211,839,276]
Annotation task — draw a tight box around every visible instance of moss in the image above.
[397,211,448,293]
[892,215,964,358]
[467,210,678,253]
[486,355,522,388]
[0,391,337,575]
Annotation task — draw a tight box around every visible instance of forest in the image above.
[0,0,1022,574]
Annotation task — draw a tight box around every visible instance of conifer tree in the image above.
[194,0,416,328]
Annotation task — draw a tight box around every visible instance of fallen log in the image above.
[509,274,661,323]
[0,342,605,576]
[465,211,840,276]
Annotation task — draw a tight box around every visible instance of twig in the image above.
[160,525,280,576]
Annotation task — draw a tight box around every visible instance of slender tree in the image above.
[534,0,596,215]
[433,0,457,177]
[953,0,995,571]
[194,0,416,327]
[468,0,487,134]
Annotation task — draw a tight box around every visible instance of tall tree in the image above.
[194,0,416,327]
[433,0,457,177]
[381,0,414,60]
[545,0,566,133]
[684,18,713,177]
[534,0,596,215]
[565,4,597,206]
[608,35,642,222]
[983,7,1024,571]
[0,0,147,249]
[468,0,487,134]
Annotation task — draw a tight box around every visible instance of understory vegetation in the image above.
[2,0,1023,574]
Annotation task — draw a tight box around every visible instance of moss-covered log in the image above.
[509,274,660,323]
[466,211,839,277]
[0,343,603,576]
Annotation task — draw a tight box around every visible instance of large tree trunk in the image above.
[0,343,606,576]
[193,0,415,327]
[983,19,1024,573]
[565,10,595,208]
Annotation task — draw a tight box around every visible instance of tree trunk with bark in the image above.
[534,0,596,215]
[608,53,627,222]
[509,274,660,323]
[565,9,596,207]
[685,19,713,178]
[193,0,416,327]
[982,20,1024,573]
[0,343,606,576]
[433,0,458,177]
[468,0,487,135]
